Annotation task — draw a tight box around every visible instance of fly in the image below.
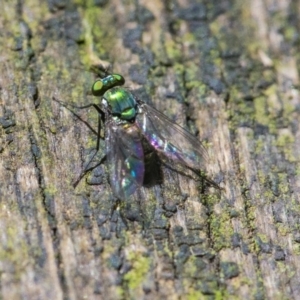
[54,72,216,199]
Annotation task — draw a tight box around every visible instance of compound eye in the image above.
[114,74,125,85]
[92,80,104,96]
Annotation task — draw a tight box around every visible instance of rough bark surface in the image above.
[0,0,300,299]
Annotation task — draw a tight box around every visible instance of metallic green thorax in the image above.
[104,87,137,120]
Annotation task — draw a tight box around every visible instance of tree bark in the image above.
[0,0,299,299]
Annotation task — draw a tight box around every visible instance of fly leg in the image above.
[52,97,98,136]
[73,104,106,188]
[73,154,107,188]
[52,97,107,187]
[92,104,105,151]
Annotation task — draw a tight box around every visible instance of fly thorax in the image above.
[120,107,136,120]
[104,87,137,121]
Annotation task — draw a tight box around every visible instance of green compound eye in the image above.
[92,74,125,96]
[92,80,104,96]
[114,74,125,85]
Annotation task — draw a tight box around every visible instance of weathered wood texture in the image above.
[1,0,300,299]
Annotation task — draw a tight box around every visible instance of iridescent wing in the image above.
[106,122,145,199]
[135,102,209,171]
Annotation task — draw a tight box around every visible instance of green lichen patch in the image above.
[210,209,233,252]
[78,5,116,66]
[124,250,151,291]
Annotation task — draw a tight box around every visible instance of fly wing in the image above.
[135,103,209,171]
[106,122,145,199]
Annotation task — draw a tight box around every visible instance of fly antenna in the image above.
[89,63,112,78]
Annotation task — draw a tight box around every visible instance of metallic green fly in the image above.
[55,72,212,199]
